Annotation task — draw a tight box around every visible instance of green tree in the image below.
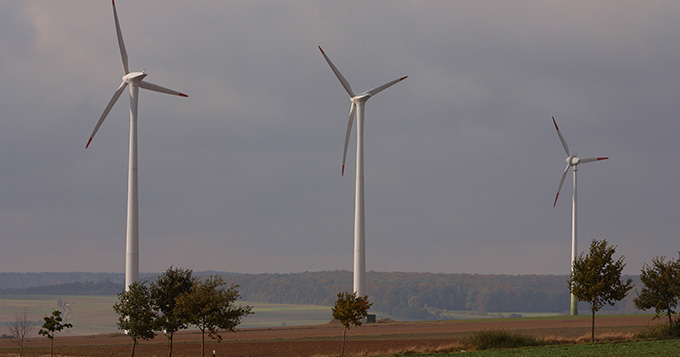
[332,291,373,357]
[634,255,680,334]
[150,266,194,357]
[175,276,253,357]
[569,239,632,342]
[38,310,73,357]
[113,281,157,356]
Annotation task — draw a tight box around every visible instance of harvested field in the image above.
[0,314,662,356]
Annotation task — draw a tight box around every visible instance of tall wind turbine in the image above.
[552,116,608,316]
[319,46,406,298]
[86,0,188,291]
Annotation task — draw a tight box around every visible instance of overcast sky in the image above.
[2,1,679,276]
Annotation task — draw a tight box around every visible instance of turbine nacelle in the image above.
[123,71,148,83]
[352,94,371,104]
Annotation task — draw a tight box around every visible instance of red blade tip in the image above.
[400,76,408,81]
[553,193,559,208]
[598,157,608,160]
[318,46,324,54]
[179,93,188,97]
[341,165,345,176]
[86,137,93,149]
[552,116,558,130]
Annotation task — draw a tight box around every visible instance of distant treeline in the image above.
[0,272,123,290]
[222,271,641,319]
[0,271,231,291]
[12,280,123,295]
[0,271,642,320]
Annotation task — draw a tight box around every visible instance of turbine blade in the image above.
[319,46,354,98]
[112,0,129,74]
[552,116,570,156]
[87,81,128,148]
[579,157,609,163]
[139,81,188,97]
[364,76,408,96]
[341,102,356,176]
[554,164,570,207]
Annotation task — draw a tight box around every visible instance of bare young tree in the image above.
[9,307,33,357]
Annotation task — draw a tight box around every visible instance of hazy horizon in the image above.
[0,269,636,278]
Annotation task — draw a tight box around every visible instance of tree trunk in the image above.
[341,326,347,357]
[50,337,54,357]
[167,331,174,357]
[131,338,137,357]
[201,328,206,357]
[591,306,596,342]
[668,309,674,334]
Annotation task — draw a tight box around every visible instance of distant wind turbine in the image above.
[86,0,188,291]
[319,46,406,297]
[552,116,608,316]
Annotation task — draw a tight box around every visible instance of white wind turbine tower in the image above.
[86,0,188,291]
[552,116,608,316]
[319,46,406,298]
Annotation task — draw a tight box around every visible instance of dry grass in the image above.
[540,331,635,345]
[383,342,465,355]
[311,342,467,356]
[309,342,466,357]
[84,332,126,339]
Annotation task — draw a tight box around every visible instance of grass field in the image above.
[420,338,680,356]
[1,294,577,337]
[0,294,332,336]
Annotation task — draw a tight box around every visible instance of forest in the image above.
[0,271,642,320]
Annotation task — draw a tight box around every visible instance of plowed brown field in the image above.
[0,315,662,356]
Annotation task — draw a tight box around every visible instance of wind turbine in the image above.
[86,0,188,291]
[552,116,608,316]
[319,46,406,298]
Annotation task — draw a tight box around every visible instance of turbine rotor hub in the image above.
[567,155,579,166]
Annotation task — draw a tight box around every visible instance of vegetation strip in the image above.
[420,338,680,356]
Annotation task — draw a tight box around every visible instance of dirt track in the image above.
[0,315,662,356]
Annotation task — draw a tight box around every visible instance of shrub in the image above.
[637,319,680,339]
[462,329,546,350]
